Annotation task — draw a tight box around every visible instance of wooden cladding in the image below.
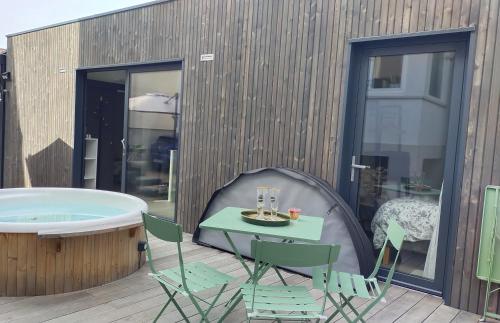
[77,0,352,234]
[4,0,500,315]
[4,23,79,188]
[0,228,145,296]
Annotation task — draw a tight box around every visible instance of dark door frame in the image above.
[337,29,475,303]
[73,59,184,223]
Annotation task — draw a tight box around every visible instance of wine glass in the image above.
[269,188,280,219]
[256,186,266,219]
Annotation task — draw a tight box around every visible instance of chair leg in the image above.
[352,314,367,323]
[202,283,228,321]
[325,293,353,323]
[350,299,379,323]
[325,294,341,322]
[153,297,174,323]
[273,266,288,286]
[218,294,243,323]
[160,284,190,322]
[188,294,209,323]
[340,294,364,322]
[224,288,242,307]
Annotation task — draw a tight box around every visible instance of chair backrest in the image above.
[371,219,406,294]
[250,240,340,314]
[251,240,339,268]
[142,212,187,285]
[142,211,183,243]
[386,219,405,251]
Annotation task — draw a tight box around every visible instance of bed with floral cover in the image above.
[371,197,440,249]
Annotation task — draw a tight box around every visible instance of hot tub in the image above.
[0,188,148,297]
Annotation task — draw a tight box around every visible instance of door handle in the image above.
[352,164,370,169]
[121,138,126,155]
[351,156,370,182]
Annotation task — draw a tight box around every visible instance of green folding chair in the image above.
[313,219,405,323]
[240,240,341,322]
[142,212,236,323]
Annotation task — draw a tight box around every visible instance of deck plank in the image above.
[369,290,426,322]
[451,310,482,323]
[394,294,443,322]
[424,303,460,323]
[0,234,485,322]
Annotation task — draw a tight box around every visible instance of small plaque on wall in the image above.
[200,54,214,61]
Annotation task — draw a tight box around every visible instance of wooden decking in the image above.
[0,234,484,322]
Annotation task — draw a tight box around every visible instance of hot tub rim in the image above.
[0,187,148,235]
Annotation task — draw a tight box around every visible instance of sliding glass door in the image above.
[80,63,182,221]
[124,69,182,220]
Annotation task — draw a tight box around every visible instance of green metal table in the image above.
[199,206,324,322]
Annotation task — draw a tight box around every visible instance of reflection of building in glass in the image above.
[127,71,181,221]
[360,52,455,280]
[364,53,454,189]
[129,93,179,113]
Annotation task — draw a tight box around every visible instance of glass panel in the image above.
[358,52,455,280]
[127,70,181,220]
[369,55,403,89]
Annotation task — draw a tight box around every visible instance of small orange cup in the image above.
[288,208,301,220]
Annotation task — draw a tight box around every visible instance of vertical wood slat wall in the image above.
[5,24,78,188]
[3,0,499,314]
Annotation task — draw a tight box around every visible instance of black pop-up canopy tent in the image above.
[193,168,375,276]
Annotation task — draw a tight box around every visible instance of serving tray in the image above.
[241,210,290,227]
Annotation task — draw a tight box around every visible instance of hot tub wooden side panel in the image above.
[0,226,145,296]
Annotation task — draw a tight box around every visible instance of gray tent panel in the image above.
[193,168,374,276]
